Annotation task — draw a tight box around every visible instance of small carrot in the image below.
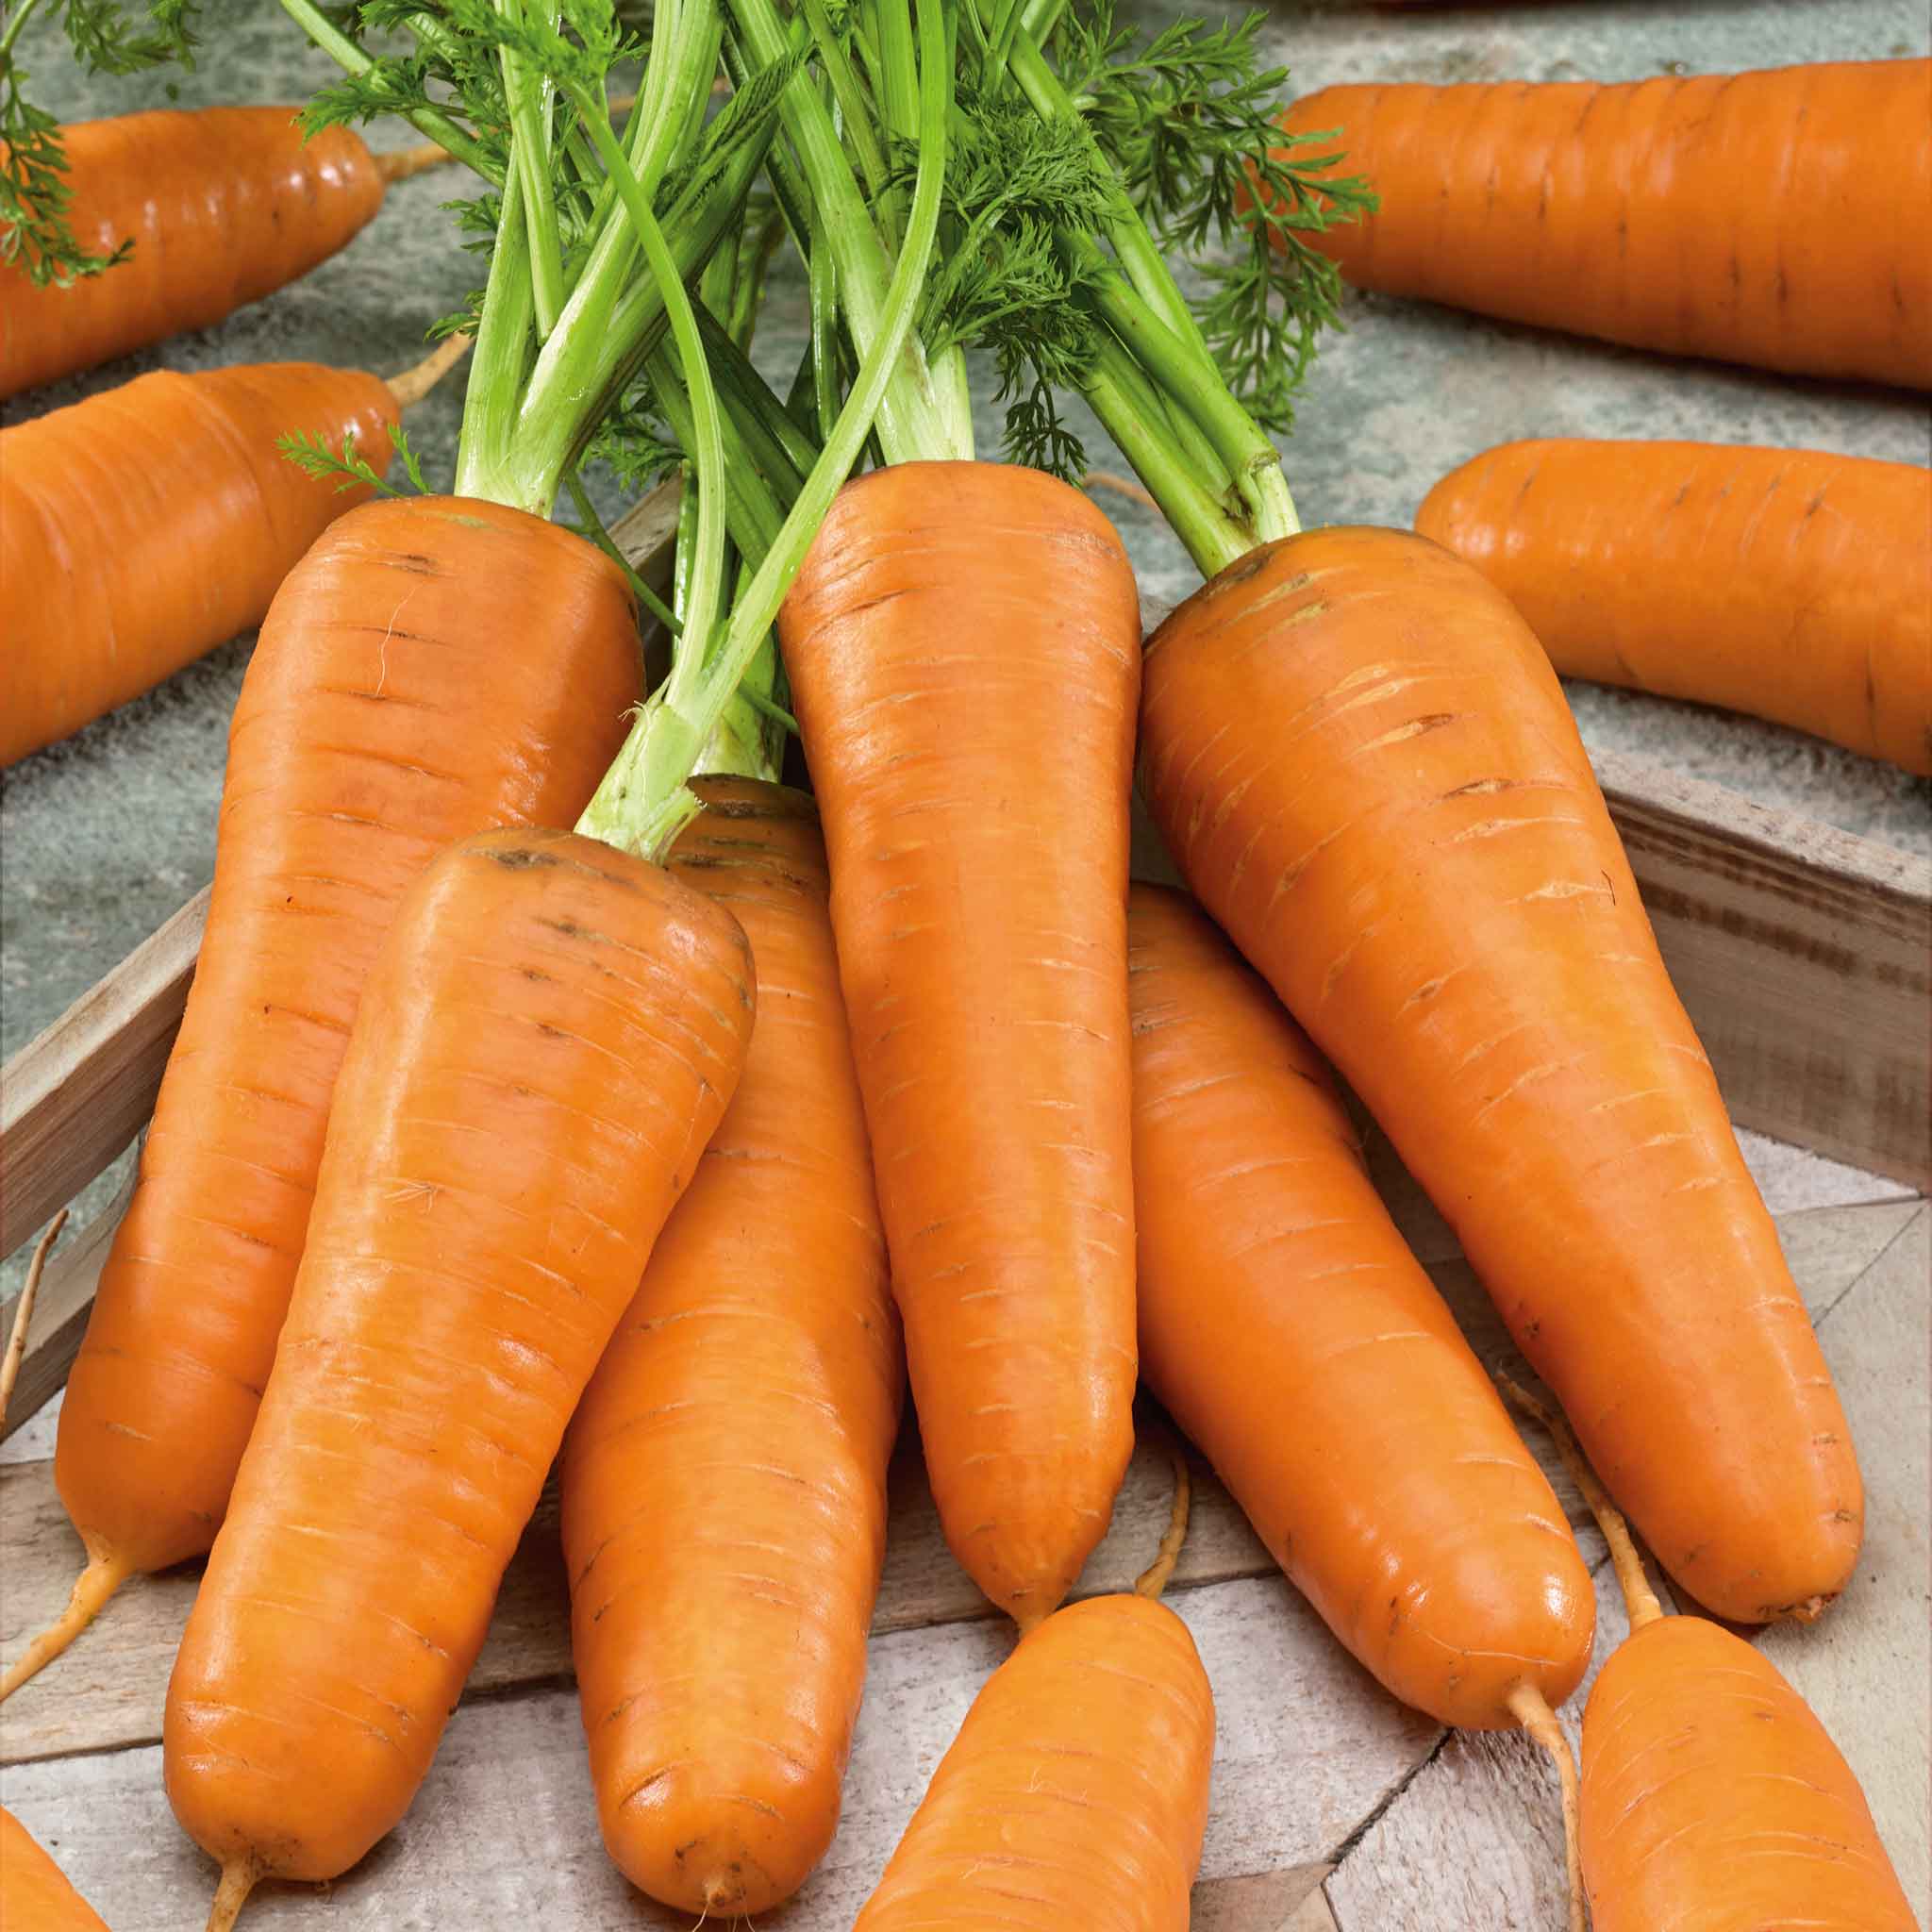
[1415,437,1932,776]
[850,1449,1215,1931]
[1270,60,1932,388]
[561,778,903,1919]
[1507,1379,1916,1930]
[0,335,470,769]
[0,1806,108,1932]
[1126,887,1596,1730]
[1140,526,1863,1628]
[1,500,640,1706]
[778,460,1142,1629]
[0,108,444,399]
[164,828,755,1924]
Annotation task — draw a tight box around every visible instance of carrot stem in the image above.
[0,1209,64,1429]
[1506,1681,1585,1932]
[1501,1373,1664,1633]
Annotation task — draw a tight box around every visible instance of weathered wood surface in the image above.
[1322,1203,1931,1932]
[1,1198,1901,1768]
[0,888,204,1263]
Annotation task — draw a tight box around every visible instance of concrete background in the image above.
[4,0,1927,1070]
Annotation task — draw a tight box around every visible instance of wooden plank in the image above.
[3,1198,1907,1769]
[0,1572,1439,1932]
[0,1171,134,1444]
[1592,750,1932,1191]
[1324,1204,1931,1932]
[0,890,204,1264]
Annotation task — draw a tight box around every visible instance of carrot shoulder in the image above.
[1127,883,1594,1730]
[1272,62,1932,387]
[777,459,1141,1627]
[0,108,384,399]
[164,828,755,1913]
[561,779,902,1918]
[0,361,396,767]
[1416,438,1932,776]
[1140,525,1861,1626]
[1,501,639,1707]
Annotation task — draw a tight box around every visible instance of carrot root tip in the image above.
[1507,1683,1584,1932]
[0,1545,132,1704]
[205,1860,258,1932]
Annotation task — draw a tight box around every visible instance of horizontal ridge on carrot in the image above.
[1,107,408,399]
[1127,883,1596,1732]
[1416,437,1932,776]
[562,779,902,1919]
[1268,60,1932,388]
[0,335,468,769]
[1140,527,1863,1626]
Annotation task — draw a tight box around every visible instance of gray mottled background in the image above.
[4,0,1928,1072]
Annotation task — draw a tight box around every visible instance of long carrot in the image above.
[1507,1379,1916,1930]
[1126,889,1595,1724]
[0,108,446,399]
[0,500,640,1706]
[1415,438,1932,776]
[164,826,755,1924]
[1140,527,1863,1627]
[777,459,1141,1628]
[0,335,470,769]
[851,1454,1215,1931]
[1270,60,1932,388]
[0,1807,108,1932]
[560,777,902,1919]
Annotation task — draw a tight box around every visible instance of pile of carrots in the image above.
[0,13,1924,1932]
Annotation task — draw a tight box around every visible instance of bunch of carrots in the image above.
[0,0,1923,1927]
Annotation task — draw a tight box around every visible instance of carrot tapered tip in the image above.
[205,1860,258,1932]
[0,1208,65,1427]
[1507,1682,1584,1932]
[0,1546,133,1704]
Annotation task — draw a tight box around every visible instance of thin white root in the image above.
[386,332,475,410]
[0,1208,66,1428]
[1507,1681,1586,1932]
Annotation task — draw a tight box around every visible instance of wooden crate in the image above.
[2,724,1924,1928]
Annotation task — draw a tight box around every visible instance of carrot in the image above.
[0,334,470,769]
[1126,887,1596,1728]
[0,108,442,400]
[0,499,640,1707]
[164,826,755,1924]
[777,459,1141,1628]
[560,777,902,1919]
[1506,1380,1916,1930]
[0,1807,108,1932]
[1269,60,1932,388]
[1415,438,1932,776]
[1139,526,1863,1628]
[850,1451,1215,1931]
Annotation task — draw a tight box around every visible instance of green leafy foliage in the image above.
[1,0,198,284]
[1053,1,1374,432]
[277,420,432,496]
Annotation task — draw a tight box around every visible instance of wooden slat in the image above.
[1592,751,1932,1190]
[2,1197,1908,1769]
[0,889,204,1263]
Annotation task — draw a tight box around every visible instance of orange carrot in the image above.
[561,778,902,1918]
[0,499,640,1707]
[0,108,437,399]
[1415,438,1932,776]
[777,460,1141,1628]
[1507,1379,1916,1930]
[0,1806,108,1932]
[0,336,469,768]
[1271,61,1932,388]
[851,1470,1214,1931]
[1140,525,1862,1627]
[164,826,755,1924]
[1127,886,1596,1729]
